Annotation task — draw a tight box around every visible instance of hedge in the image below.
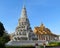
[5,45,44,48]
[6,46,35,48]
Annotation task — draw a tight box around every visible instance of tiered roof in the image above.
[34,23,58,36]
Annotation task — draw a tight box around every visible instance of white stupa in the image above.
[12,5,35,41]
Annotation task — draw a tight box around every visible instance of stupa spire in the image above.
[20,4,27,18]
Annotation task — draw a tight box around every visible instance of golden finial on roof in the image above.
[40,22,45,29]
[40,22,44,27]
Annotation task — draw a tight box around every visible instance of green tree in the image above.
[0,22,10,48]
[0,22,5,37]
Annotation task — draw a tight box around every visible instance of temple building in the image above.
[33,23,59,41]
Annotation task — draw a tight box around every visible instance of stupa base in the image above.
[6,40,48,46]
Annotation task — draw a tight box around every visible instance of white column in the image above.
[48,36,49,40]
[38,35,40,41]
[45,36,46,41]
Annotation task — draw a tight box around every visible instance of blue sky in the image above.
[0,0,60,35]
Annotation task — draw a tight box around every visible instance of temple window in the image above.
[16,32,18,35]
[19,32,21,35]
[17,37,20,40]
[14,37,17,40]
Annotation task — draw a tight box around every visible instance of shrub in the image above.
[48,42,60,46]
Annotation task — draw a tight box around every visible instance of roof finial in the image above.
[23,0,26,8]
[41,22,43,25]
[40,22,44,27]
